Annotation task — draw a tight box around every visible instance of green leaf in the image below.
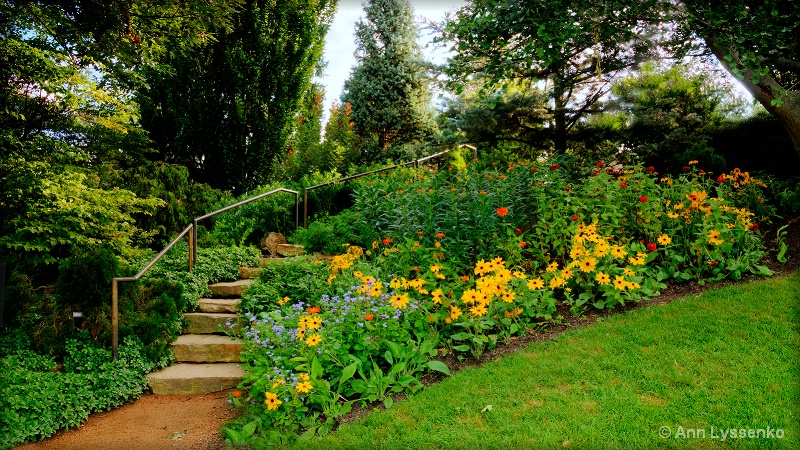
[425,360,451,376]
[338,362,359,387]
[311,356,322,380]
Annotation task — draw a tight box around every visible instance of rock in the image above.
[147,363,245,395]
[276,244,304,257]
[260,232,287,255]
[171,334,242,363]
[198,298,240,313]
[238,267,263,279]
[208,279,253,297]
[183,312,239,334]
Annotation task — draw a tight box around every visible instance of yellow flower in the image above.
[272,379,285,388]
[431,288,443,304]
[623,268,635,277]
[628,256,646,266]
[610,245,626,259]
[295,381,313,394]
[430,264,442,273]
[513,271,527,279]
[492,256,505,268]
[526,278,544,290]
[474,259,490,275]
[688,160,698,165]
[561,268,574,280]
[657,234,672,245]
[501,291,515,303]
[297,316,310,330]
[595,272,610,285]
[298,373,310,381]
[578,257,598,273]
[549,276,566,289]
[667,212,680,219]
[265,392,282,410]
[390,293,410,309]
[305,334,322,347]
[708,229,721,240]
[307,316,323,330]
[546,262,559,273]
[295,329,305,340]
[613,276,627,291]
[278,296,290,306]
[450,306,462,320]
[593,242,609,256]
[461,289,480,305]
[469,304,488,317]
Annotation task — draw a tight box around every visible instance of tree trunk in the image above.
[552,76,568,154]
[705,38,800,163]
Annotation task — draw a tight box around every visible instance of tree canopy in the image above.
[442,0,800,162]
[342,0,437,161]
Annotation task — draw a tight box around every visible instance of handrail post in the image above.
[294,192,299,230]
[191,219,199,269]
[303,188,309,229]
[112,279,119,360]
[188,223,195,272]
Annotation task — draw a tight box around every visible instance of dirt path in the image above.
[16,392,237,450]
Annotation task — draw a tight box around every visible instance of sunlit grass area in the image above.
[298,273,800,449]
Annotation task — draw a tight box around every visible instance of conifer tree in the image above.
[341,0,436,161]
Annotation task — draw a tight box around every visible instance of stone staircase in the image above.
[146,276,255,395]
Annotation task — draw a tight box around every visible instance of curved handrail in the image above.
[110,189,299,360]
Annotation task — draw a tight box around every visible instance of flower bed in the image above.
[224,160,772,446]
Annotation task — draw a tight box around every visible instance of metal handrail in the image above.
[110,188,299,360]
[110,223,193,360]
[302,145,477,228]
[191,188,299,267]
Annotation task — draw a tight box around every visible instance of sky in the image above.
[317,0,466,123]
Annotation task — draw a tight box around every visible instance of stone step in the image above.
[208,279,254,297]
[198,298,240,313]
[238,267,263,279]
[183,312,238,334]
[276,244,304,257]
[171,334,243,363]
[147,363,245,395]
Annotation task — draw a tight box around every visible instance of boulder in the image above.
[259,232,287,255]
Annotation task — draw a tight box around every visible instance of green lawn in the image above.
[297,273,800,449]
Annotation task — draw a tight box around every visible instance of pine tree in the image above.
[341,0,436,161]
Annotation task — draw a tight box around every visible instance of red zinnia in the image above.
[647,243,657,252]
[382,237,392,245]
[514,228,523,235]
[550,164,560,170]
[596,161,605,168]
[717,175,726,183]
[531,166,539,172]
[571,216,579,221]
[646,166,655,173]
[639,195,647,203]
[749,223,759,231]
[619,182,627,188]
[682,166,690,171]
[496,207,509,217]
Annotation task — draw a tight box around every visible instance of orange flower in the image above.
[435,232,446,239]
[382,237,392,245]
[233,390,242,397]
[364,313,374,321]
[496,207,509,217]
[306,306,321,315]
[519,241,526,248]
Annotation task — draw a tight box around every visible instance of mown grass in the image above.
[297,273,800,449]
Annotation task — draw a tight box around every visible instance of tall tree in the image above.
[138,0,337,192]
[442,0,800,162]
[341,0,437,160]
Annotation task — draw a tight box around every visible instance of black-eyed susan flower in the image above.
[450,306,462,320]
[295,381,313,394]
[265,392,282,410]
[657,234,672,245]
[390,293,410,309]
[595,272,610,285]
[578,257,598,273]
[305,334,322,347]
[613,276,627,291]
[526,278,544,290]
